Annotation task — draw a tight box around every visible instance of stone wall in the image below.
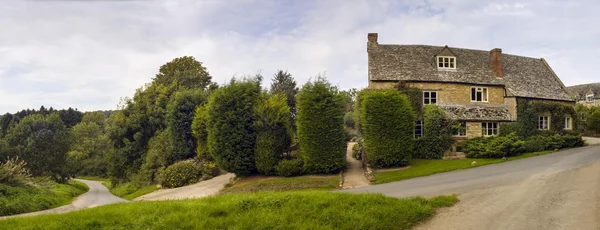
[576,99,600,107]
[466,122,482,138]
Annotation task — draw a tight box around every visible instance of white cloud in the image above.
[0,0,598,113]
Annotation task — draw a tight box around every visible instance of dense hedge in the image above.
[275,158,305,177]
[191,104,210,158]
[360,90,415,168]
[414,105,454,159]
[207,79,261,176]
[253,94,292,175]
[463,133,584,158]
[296,78,346,174]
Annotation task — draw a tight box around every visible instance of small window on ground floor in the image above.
[414,120,423,139]
[482,122,498,136]
[538,116,549,130]
[564,117,572,130]
[452,121,467,137]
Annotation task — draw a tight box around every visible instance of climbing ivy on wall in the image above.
[505,98,579,137]
[396,82,423,118]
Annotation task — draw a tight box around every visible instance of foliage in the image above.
[166,89,207,163]
[158,160,202,188]
[270,70,299,127]
[104,181,158,200]
[0,179,88,216]
[463,133,584,158]
[138,128,177,183]
[199,161,221,180]
[0,157,31,185]
[360,89,415,168]
[414,105,454,159]
[344,111,355,128]
[191,104,210,158]
[514,99,578,137]
[296,77,346,174]
[352,139,365,160]
[222,176,338,194]
[396,82,424,117]
[2,114,71,181]
[153,56,212,90]
[66,120,110,177]
[58,107,84,128]
[275,158,305,177]
[81,111,107,128]
[0,191,458,230]
[207,78,261,176]
[253,93,292,175]
[588,109,600,134]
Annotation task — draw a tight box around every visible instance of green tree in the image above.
[192,104,210,158]
[588,109,600,134]
[81,111,107,128]
[360,90,415,168]
[296,78,346,174]
[207,78,261,176]
[270,70,298,126]
[254,93,292,175]
[153,56,212,90]
[59,107,83,128]
[66,120,110,177]
[415,105,454,159]
[139,128,177,183]
[166,89,207,163]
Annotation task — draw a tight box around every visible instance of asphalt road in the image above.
[0,179,128,219]
[345,145,600,198]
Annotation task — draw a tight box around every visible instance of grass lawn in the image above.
[221,175,340,194]
[0,191,458,230]
[75,176,157,200]
[374,150,555,184]
[0,178,89,216]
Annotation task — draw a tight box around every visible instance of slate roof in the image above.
[368,44,573,101]
[439,104,512,121]
[566,83,600,100]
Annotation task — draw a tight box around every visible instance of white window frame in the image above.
[564,117,572,130]
[437,56,456,69]
[423,91,438,105]
[471,87,489,102]
[587,94,595,102]
[482,122,498,137]
[538,116,550,130]
[453,121,467,137]
[414,120,423,139]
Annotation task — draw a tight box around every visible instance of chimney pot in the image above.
[490,48,503,78]
[367,33,379,52]
[368,33,378,42]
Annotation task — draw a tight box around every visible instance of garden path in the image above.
[134,173,235,201]
[342,142,369,189]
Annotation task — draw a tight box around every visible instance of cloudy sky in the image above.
[0,0,597,113]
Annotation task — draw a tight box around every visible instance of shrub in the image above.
[414,105,454,159]
[463,133,521,158]
[523,136,546,153]
[344,112,355,128]
[360,89,415,168]
[587,110,600,134]
[0,157,31,185]
[192,104,210,158]
[159,161,202,188]
[253,93,292,175]
[562,134,585,148]
[275,158,304,177]
[199,161,221,180]
[344,127,359,142]
[296,78,346,174]
[207,78,261,176]
[352,138,365,160]
[545,135,565,150]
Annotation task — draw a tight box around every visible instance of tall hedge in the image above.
[166,89,206,163]
[360,90,415,168]
[253,93,293,175]
[414,105,454,159]
[192,104,209,158]
[206,79,261,176]
[296,78,346,174]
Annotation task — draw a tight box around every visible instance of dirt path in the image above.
[583,136,600,145]
[134,173,235,201]
[342,142,369,189]
[415,161,600,230]
[0,179,128,220]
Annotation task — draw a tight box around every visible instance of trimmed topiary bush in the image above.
[159,160,201,188]
[207,78,261,176]
[296,78,346,174]
[360,89,415,168]
[275,158,305,177]
[253,93,292,175]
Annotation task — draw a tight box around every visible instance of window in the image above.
[423,91,437,105]
[453,121,467,137]
[482,122,498,136]
[471,87,488,102]
[538,116,549,130]
[437,56,456,69]
[564,117,572,130]
[587,94,595,102]
[414,120,423,139]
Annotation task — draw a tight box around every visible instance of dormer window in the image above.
[437,56,456,69]
[587,94,594,102]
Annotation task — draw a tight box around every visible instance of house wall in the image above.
[505,97,518,120]
[576,99,600,107]
[369,81,506,105]
[466,122,482,138]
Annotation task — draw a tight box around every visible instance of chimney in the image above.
[367,33,378,51]
[490,48,503,77]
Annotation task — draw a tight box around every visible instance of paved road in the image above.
[134,173,235,201]
[0,179,128,220]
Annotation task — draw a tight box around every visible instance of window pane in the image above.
[439,57,443,62]
[483,89,488,101]
[471,88,476,101]
[424,92,429,98]
[431,92,437,98]
[431,99,436,104]
[450,62,454,68]
[444,62,449,67]
[477,92,482,101]
[424,98,430,104]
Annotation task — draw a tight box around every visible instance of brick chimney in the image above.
[367,33,378,51]
[490,48,503,77]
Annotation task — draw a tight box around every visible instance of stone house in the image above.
[566,83,600,107]
[367,33,575,144]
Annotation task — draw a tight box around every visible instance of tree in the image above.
[254,93,292,175]
[360,89,415,168]
[296,77,346,174]
[81,111,107,128]
[588,109,600,134]
[153,56,212,90]
[192,104,210,158]
[66,120,110,177]
[139,128,177,183]
[270,70,298,125]
[165,89,207,163]
[59,107,83,128]
[3,114,71,181]
[415,105,454,159]
[207,78,261,176]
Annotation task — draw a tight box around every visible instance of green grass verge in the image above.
[0,179,89,216]
[374,150,554,184]
[0,191,458,230]
[221,176,340,194]
[76,177,157,200]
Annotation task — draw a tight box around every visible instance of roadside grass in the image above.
[374,150,555,184]
[221,175,340,194]
[0,178,89,216]
[75,177,157,200]
[0,191,458,230]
